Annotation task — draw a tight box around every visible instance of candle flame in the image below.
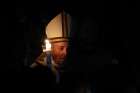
[45,39,51,51]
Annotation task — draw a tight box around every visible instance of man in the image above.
[29,10,71,84]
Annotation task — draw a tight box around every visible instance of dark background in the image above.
[13,0,129,71]
[1,0,138,92]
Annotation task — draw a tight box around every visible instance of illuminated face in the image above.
[51,41,68,65]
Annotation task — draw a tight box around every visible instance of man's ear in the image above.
[51,43,54,49]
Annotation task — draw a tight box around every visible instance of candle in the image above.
[45,39,51,51]
[46,51,51,68]
[45,39,52,68]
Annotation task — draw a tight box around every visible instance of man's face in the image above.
[51,42,68,65]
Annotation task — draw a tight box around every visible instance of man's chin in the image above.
[55,59,65,65]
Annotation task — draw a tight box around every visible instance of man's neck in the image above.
[51,58,59,68]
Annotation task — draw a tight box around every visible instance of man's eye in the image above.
[60,47,64,50]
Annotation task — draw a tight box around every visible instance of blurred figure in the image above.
[29,10,72,84]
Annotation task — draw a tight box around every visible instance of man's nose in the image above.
[62,48,67,56]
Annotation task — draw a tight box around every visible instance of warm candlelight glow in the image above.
[45,39,51,51]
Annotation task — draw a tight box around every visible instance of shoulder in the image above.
[36,52,47,63]
[30,52,47,68]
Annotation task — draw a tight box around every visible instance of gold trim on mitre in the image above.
[48,37,69,43]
